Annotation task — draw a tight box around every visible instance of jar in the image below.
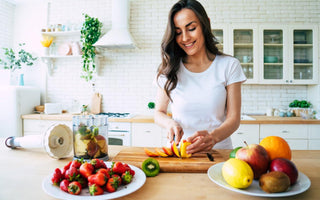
[72,115,109,160]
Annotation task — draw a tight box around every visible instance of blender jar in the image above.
[73,115,108,160]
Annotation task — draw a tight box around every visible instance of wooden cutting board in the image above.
[111,147,231,173]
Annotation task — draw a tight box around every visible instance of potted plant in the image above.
[0,43,37,85]
[80,14,103,82]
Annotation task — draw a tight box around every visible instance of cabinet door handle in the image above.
[281,130,289,133]
[237,132,244,135]
[145,130,151,133]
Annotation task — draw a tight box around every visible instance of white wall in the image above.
[12,0,320,114]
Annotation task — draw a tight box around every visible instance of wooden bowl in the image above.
[35,105,45,112]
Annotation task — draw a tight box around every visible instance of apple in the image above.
[269,158,298,185]
[236,142,270,179]
[171,141,180,157]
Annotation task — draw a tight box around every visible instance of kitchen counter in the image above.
[0,138,319,200]
[22,113,320,124]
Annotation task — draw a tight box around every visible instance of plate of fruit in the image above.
[42,159,146,200]
[207,136,311,197]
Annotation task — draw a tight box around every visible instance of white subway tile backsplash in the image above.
[34,0,320,114]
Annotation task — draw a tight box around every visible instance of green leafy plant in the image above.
[80,14,103,81]
[289,100,311,108]
[0,43,37,72]
[148,102,155,109]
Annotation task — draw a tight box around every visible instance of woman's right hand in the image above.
[166,120,184,144]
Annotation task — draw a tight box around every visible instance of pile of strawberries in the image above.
[51,159,135,196]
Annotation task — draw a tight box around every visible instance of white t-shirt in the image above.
[157,55,246,149]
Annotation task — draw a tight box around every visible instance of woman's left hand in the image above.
[186,130,215,154]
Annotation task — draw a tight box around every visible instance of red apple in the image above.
[269,158,298,185]
[236,142,270,179]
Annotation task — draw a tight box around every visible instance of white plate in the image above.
[207,162,311,197]
[42,162,146,200]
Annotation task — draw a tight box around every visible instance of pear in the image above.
[259,171,290,193]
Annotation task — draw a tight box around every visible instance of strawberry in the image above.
[96,168,111,179]
[88,173,107,186]
[91,159,107,169]
[105,178,119,193]
[70,159,83,169]
[79,162,94,179]
[121,171,133,185]
[112,174,122,186]
[65,166,80,181]
[123,163,135,177]
[111,162,126,175]
[89,184,104,196]
[51,168,63,186]
[68,181,82,195]
[59,179,70,192]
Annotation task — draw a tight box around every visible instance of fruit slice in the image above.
[144,148,159,157]
[162,147,173,156]
[180,140,191,158]
[141,158,160,177]
[155,148,168,157]
[171,141,180,157]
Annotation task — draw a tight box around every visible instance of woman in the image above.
[154,0,246,154]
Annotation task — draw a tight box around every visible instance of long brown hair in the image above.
[157,0,223,101]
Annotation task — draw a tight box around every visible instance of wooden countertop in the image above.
[21,113,320,124]
[0,138,319,200]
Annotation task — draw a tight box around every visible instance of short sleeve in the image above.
[153,74,167,89]
[226,58,247,86]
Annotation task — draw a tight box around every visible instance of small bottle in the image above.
[50,42,56,55]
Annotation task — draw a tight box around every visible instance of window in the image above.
[0,0,15,49]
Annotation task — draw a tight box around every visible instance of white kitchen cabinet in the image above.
[259,124,309,150]
[131,123,163,147]
[23,119,72,136]
[308,125,320,150]
[231,124,260,148]
[230,24,260,84]
[259,25,318,84]
[212,24,319,85]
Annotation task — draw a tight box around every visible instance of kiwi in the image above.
[259,171,290,193]
[142,158,160,177]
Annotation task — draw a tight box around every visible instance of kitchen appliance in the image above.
[98,112,133,146]
[0,86,40,137]
[73,115,109,160]
[94,0,137,49]
[5,124,73,159]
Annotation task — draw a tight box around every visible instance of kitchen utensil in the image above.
[91,92,102,114]
[5,124,72,159]
[73,115,109,160]
[112,147,230,173]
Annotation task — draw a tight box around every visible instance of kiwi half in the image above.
[142,158,160,177]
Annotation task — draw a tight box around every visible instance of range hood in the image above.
[94,0,137,49]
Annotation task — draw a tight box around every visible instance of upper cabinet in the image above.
[212,24,319,85]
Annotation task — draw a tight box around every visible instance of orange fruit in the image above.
[260,136,291,160]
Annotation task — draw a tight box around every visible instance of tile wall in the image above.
[22,0,320,114]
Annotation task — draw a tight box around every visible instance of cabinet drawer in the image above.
[309,140,320,150]
[285,139,308,150]
[309,125,320,139]
[231,125,259,148]
[260,125,308,139]
[23,119,43,132]
[132,123,162,147]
